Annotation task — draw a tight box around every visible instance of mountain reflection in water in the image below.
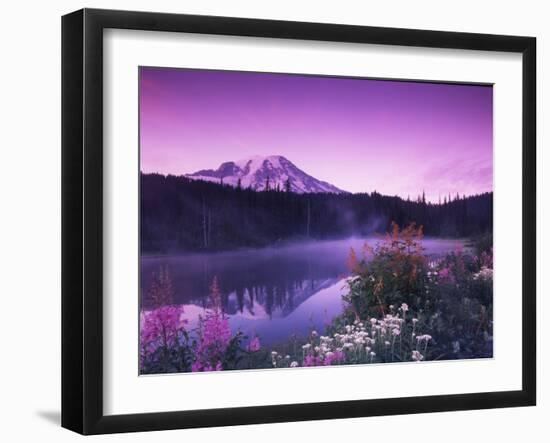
[141,237,464,344]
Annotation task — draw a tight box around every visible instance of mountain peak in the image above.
[186,155,346,194]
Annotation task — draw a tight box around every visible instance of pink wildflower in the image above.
[303,355,321,367]
[479,248,493,269]
[192,277,232,372]
[302,349,345,367]
[323,350,345,366]
[248,336,261,352]
[439,267,455,283]
[140,305,187,354]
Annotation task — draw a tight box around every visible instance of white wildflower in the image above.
[452,341,461,353]
[473,266,493,281]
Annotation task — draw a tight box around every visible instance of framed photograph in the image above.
[62,8,536,435]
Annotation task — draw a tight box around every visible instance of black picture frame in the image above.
[62,8,536,435]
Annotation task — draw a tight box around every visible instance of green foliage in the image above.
[470,232,493,257]
[343,223,429,318]
[340,223,493,361]
[220,332,247,370]
[140,329,194,374]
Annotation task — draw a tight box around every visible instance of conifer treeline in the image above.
[141,173,492,253]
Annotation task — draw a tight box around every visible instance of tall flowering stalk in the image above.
[438,267,455,284]
[248,336,261,352]
[147,265,175,307]
[140,266,191,372]
[345,222,428,318]
[140,305,187,357]
[192,277,232,372]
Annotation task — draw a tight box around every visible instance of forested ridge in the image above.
[141,173,492,253]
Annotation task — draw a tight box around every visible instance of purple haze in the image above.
[140,67,493,202]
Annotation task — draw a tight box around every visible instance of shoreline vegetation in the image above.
[140,173,492,254]
[140,223,493,374]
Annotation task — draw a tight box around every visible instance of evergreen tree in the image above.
[284,178,292,193]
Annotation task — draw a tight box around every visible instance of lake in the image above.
[141,237,465,345]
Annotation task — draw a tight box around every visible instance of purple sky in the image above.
[140,67,493,202]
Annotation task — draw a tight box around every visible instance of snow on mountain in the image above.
[185,155,346,194]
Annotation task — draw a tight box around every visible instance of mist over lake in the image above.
[141,237,465,345]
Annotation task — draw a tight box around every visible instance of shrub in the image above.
[340,222,493,361]
[344,222,428,319]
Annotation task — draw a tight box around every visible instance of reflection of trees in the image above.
[141,252,345,317]
[221,278,336,319]
[235,287,245,313]
[215,264,340,318]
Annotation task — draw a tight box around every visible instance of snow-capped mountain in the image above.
[185,155,346,194]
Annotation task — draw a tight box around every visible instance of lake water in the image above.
[141,237,465,345]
